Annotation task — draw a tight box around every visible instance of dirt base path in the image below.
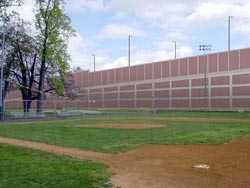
[0,136,250,188]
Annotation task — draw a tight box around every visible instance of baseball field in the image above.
[0,111,250,188]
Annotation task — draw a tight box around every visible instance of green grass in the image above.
[1,112,250,153]
[0,144,111,188]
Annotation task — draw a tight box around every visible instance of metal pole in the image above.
[128,35,132,66]
[228,16,233,51]
[92,54,95,72]
[173,41,176,59]
[0,0,7,120]
[204,66,207,110]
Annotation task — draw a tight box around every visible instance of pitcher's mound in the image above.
[77,124,165,129]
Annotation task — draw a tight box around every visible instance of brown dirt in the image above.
[86,117,250,123]
[75,124,165,129]
[0,136,250,188]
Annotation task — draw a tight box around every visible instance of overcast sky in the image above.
[15,0,250,71]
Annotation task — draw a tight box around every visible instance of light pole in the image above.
[92,54,95,72]
[128,35,132,67]
[228,16,233,51]
[0,0,7,120]
[173,41,176,59]
[199,44,211,110]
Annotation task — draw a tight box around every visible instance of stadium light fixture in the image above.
[199,44,211,54]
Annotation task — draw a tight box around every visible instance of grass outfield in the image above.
[0,112,250,153]
[0,144,111,188]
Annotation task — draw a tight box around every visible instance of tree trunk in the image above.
[36,59,46,115]
[23,99,32,116]
[22,90,33,116]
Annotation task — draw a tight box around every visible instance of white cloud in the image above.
[12,0,35,23]
[167,32,189,41]
[101,56,127,70]
[97,23,146,39]
[66,0,107,12]
[186,2,250,30]
[9,0,250,72]
[68,33,97,70]
[109,0,190,19]
[155,41,176,50]
[115,45,193,68]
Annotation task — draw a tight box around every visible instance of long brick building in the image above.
[70,47,250,110]
[5,47,250,110]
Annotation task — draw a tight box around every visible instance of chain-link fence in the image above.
[3,99,102,120]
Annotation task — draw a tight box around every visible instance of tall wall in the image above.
[5,48,250,110]
[74,48,250,109]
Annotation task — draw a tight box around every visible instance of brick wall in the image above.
[6,48,250,110]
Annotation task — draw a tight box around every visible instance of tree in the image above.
[34,0,75,114]
[3,17,41,114]
[0,0,22,119]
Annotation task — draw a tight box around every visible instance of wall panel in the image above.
[123,67,130,82]
[137,64,145,81]
[154,82,170,89]
[102,70,108,85]
[120,92,135,99]
[120,85,135,91]
[115,68,123,83]
[232,74,250,85]
[240,48,250,69]
[232,99,250,108]
[211,76,230,85]
[136,100,152,108]
[229,50,239,70]
[180,58,188,76]
[211,88,230,96]
[172,100,189,107]
[146,64,153,80]
[172,80,189,88]
[171,60,179,77]
[208,54,217,73]
[211,99,230,108]
[154,90,170,98]
[218,52,228,71]
[137,83,152,90]
[189,57,197,75]
[120,100,135,108]
[130,66,137,82]
[172,89,189,98]
[154,62,162,79]
[136,91,152,98]
[192,99,205,108]
[162,61,170,78]
[198,55,207,74]
[232,86,250,96]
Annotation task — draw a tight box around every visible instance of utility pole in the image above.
[0,0,7,120]
[128,35,132,66]
[92,54,96,72]
[173,41,176,59]
[228,16,233,51]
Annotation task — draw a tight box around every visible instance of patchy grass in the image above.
[0,144,111,188]
[0,112,250,153]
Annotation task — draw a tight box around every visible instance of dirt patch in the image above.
[0,136,250,188]
[87,117,250,123]
[75,124,165,129]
